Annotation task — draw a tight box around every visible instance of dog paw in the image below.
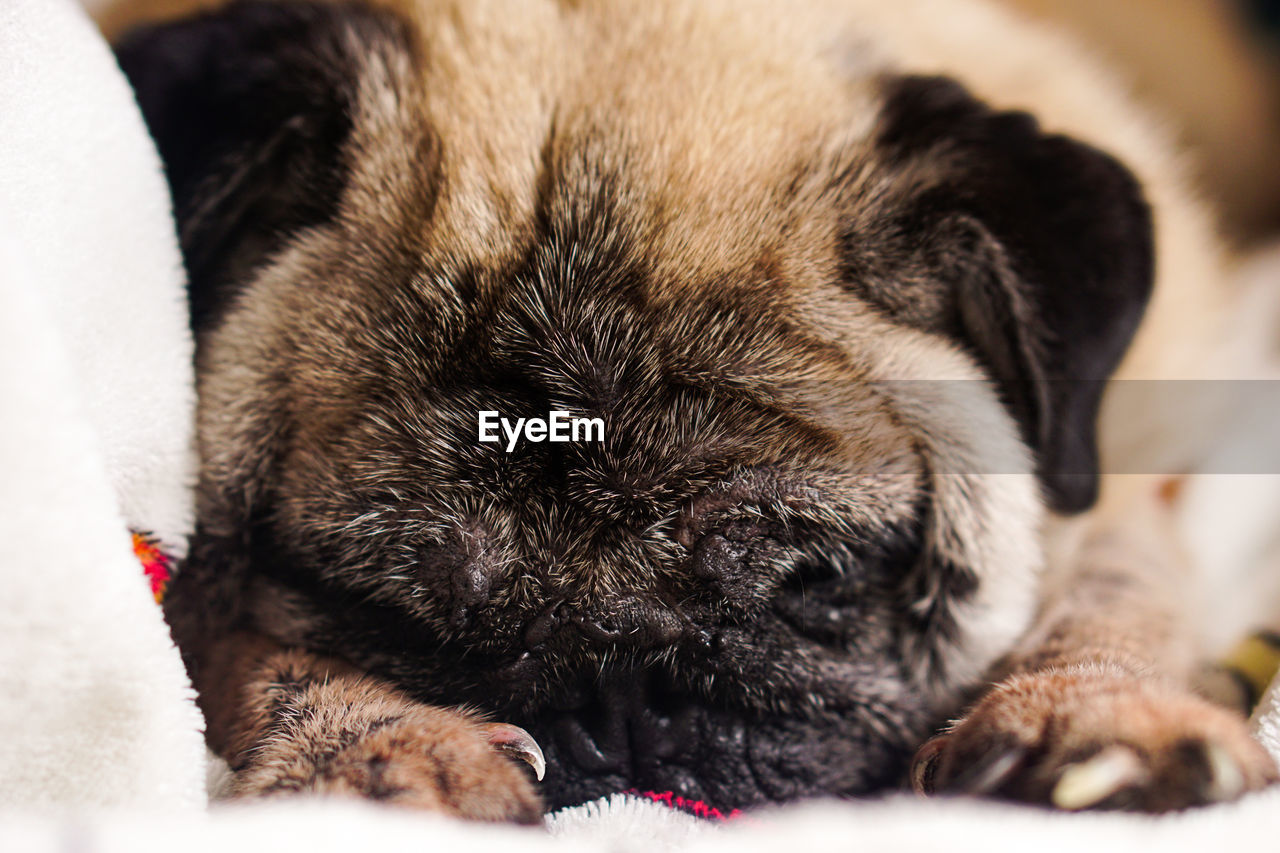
[228,674,544,823]
[912,668,1277,812]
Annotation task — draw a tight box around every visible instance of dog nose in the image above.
[573,594,685,648]
[523,594,686,650]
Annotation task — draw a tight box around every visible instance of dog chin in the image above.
[509,671,924,810]
[528,706,916,809]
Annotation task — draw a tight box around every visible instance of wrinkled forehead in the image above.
[268,2,962,538]
[334,0,882,307]
[277,234,928,502]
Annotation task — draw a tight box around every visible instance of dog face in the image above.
[117,0,1153,809]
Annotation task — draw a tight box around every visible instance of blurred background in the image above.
[1001,0,1280,245]
[88,0,1280,244]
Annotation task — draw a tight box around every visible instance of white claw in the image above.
[485,723,546,781]
[1206,743,1245,802]
[1052,746,1145,811]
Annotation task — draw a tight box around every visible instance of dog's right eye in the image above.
[771,546,885,646]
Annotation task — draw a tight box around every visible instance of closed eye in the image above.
[772,531,916,647]
[774,548,860,642]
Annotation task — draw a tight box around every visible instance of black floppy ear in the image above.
[114,1,407,331]
[851,75,1155,513]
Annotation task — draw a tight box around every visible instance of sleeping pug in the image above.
[110,0,1277,820]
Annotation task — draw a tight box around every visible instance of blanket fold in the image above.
[0,0,204,811]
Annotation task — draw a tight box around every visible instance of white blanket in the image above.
[0,0,203,813]
[3,0,1280,847]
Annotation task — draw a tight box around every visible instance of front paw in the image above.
[228,675,544,824]
[912,668,1277,812]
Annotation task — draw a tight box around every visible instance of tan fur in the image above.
[102,0,1277,814]
[205,633,542,821]
[916,667,1277,809]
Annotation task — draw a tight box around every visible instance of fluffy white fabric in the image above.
[2,0,196,554]
[0,0,204,812]
[4,0,1280,847]
[10,789,1280,853]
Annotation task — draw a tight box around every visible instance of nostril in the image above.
[524,599,568,649]
[573,613,626,643]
